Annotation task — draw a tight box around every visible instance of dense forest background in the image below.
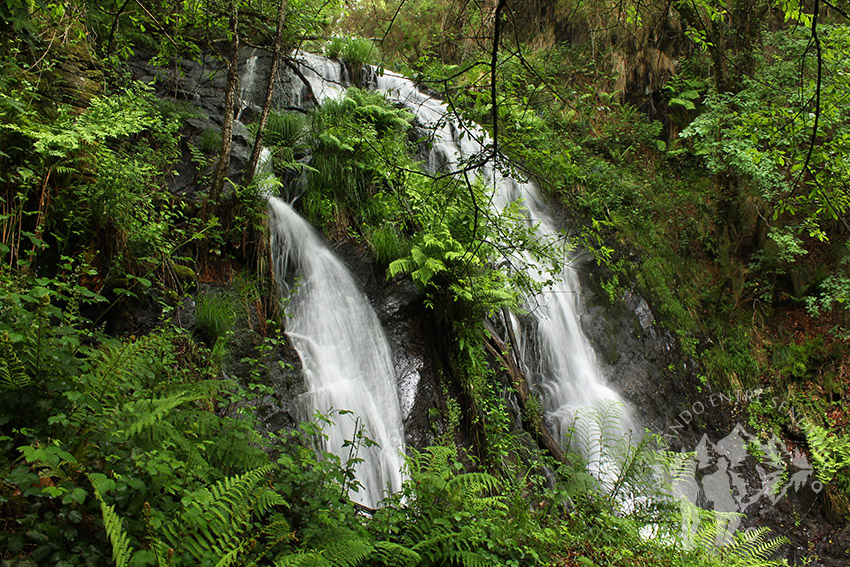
[1,0,849,565]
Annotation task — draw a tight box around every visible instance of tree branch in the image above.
[489,0,507,158]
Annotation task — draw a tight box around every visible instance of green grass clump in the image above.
[325,36,381,66]
[263,111,305,149]
[195,292,239,345]
[368,225,410,264]
[198,127,221,154]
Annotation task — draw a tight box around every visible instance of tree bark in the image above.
[245,0,288,181]
[482,320,567,463]
[211,0,240,202]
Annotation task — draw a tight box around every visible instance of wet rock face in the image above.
[575,255,848,566]
[574,254,701,437]
[126,48,278,198]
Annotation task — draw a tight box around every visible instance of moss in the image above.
[173,264,197,283]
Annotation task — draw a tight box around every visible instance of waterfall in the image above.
[239,51,404,508]
[267,198,405,507]
[369,69,637,481]
[373,70,634,477]
[286,52,634,493]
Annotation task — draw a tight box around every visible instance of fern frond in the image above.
[262,518,293,538]
[371,541,420,567]
[88,333,170,402]
[322,535,373,566]
[411,528,464,558]
[256,487,288,516]
[214,541,247,567]
[274,552,331,567]
[446,549,488,567]
[388,257,416,279]
[89,475,134,567]
[446,471,501,495]
[0,335,30,390]
[160,465,279,564]
[123,392,208,436]
[723,526,789,566]
[151,540,172,567]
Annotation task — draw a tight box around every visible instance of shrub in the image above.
[198,127,222,153]
[263,111,305,149]
[367,225,409,264]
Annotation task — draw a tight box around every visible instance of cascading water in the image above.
[293,57,635,479]
[267,198,405,508]
[286,52,634,494]
[256,55,405,508]
[368,70,636,481]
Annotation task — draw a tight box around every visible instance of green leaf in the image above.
[669,97,696,110]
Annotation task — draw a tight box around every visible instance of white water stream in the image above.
[267,198,405,507]
[294,53,635,487]
[237,52,405,508]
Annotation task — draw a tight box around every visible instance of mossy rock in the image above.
[53,24,103,108]
[173,264,197,283]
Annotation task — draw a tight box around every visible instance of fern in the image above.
[802,420,850,484]
[90,474,135,567]
[371,541,420,567]
[721,526,789,566]
[411,525,487,567]
[445,549,489,567]
[120,392,209,437]
[0,333,30,390]
[321,534,373,566]
[83,334,169,409]
[158,465,285,565]
[275,553,331,567]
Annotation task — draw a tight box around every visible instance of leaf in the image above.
[669,97,696,111]
[90,474,135,567]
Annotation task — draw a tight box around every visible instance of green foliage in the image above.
[372,446,506,566]
[198,127,222,154]
[303,88,413,231]
[367,225,410,264]
[681,26,850,240]
[802,421,850,486]
[325,36,381,66]
[1,79,182,275]
[195,291,241,345]
[157,466,285,565]
[264,111,307,149]
[663,63,710,111]
[388,226,517,310]
[805,243,850,332]
[771,335,829,382]
[0,331,30,390]
[90,476,135,567]
[693,524,789,567]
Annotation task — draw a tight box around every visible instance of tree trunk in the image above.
[483,320,567,463]
[211,0,240,202]
[246,0,287,181]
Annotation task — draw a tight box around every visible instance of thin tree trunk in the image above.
[211,0,239,202]
[246,0,287,181]
[483,320,567,463]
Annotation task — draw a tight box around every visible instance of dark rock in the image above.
[576,255,700,437]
